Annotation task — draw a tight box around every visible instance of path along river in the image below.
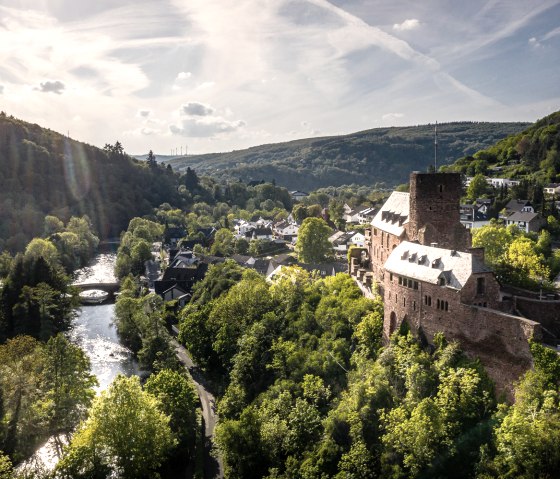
[19,252,142,472]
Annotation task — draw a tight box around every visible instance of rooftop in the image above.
[384,241,492,289]
[371,191,410,236]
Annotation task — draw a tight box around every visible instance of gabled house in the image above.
[501,199,534,217]
[163,227,186,247]
[290,190,309,201]
[544,183,560,197]
[154,258,208,296]
[247,227,273,241]
[504,211,546,233]
[273,221,299,241]
[460,204,491,229]
[357,207,377,225]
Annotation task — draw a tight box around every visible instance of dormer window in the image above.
[438,276,445,286]
[431,258,441,268]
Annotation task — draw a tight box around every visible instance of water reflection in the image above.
[73,253,118,285]
[70,304,140,391]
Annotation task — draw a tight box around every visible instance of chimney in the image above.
[469,247,485,263]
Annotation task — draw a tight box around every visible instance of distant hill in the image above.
[0,113,181,251]
[159,122,530,190]
[445,111,560,183]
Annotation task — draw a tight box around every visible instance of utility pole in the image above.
[434,121,438,171]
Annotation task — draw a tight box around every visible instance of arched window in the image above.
[389,312,397,334]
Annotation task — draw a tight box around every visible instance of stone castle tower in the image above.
[406,172,471,250]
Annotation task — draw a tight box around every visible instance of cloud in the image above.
[0,85,3,94]
[543,26,560,41]
[170,117,246,137]
[382,112,404,122]
[176,71,192,80]
[393,19,420,31]
[528,37,541,48]
[141,127,157,135]
[181,102,214,116]
[137,109,152,118]
[36,80,65,94]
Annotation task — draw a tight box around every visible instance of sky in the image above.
[1,0,559,155]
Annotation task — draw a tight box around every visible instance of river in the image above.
[19,252,140,472]
[71,253,141,391]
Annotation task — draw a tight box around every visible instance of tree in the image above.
[504,236,550,286]
[0,336,44,460]
[145,369,198,452]
[42,334,97,437]
[24,238,60,269]
[292,204,309,224]
[210,228,234,256]
[471,224,514,266]
[147,149,157,168]
[295,217,332,263]
[466,173,490,200]
[57,375,175,479]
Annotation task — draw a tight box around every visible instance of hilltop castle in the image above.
[350,171,559,397]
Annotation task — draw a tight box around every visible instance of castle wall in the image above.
[514,296,560,340]
[382,267,541,398]
[368,228,401,289]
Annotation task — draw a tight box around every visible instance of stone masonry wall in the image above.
[514,296,560,341]
[382,272,541,399]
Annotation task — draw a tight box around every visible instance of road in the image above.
[171,329,224,479]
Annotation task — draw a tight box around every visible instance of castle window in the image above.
[374,228,377,236]
[437,299,440,309]
[391,273,394,282]
[428,296,431,306]
[386,235,389,248]
[438,184,444,193]
[413,281,419,290]
[477,277,486,295]
[413,301,416,311]
[403,297,406,306]
[445,301,449,311]
[397,275,401,285]
[408,279,413,288]
[395,294,398,303]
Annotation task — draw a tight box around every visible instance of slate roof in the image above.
[506,211,540,223]
[504,199,532,213]
[371,191,410,236]
[385,241,491,290]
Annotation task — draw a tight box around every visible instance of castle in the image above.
[350,171,559,398]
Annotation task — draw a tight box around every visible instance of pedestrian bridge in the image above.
[72,282,120,295]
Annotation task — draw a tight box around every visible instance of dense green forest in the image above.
[177,263,560,479]
[446,110,560,183]
[159,122,529,191]
[0,113,181,252]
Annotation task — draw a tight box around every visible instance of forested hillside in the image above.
[162,122,529,190]
[447,110,560,182]
[0,113,181,251]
